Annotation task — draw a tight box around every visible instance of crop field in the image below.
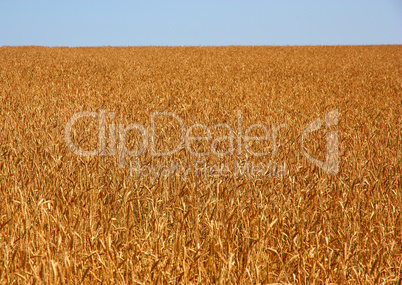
[0,45,401,284]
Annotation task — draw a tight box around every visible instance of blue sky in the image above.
[0,0,401,46]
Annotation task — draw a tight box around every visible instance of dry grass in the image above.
[0,45,401,284]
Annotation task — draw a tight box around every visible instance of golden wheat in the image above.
[0,45,401,284]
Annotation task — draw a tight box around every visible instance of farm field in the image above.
[0,45,401,284]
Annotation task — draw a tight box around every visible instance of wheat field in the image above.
[0,46,401,284]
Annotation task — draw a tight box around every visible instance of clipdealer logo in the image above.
[64,109,339,176]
